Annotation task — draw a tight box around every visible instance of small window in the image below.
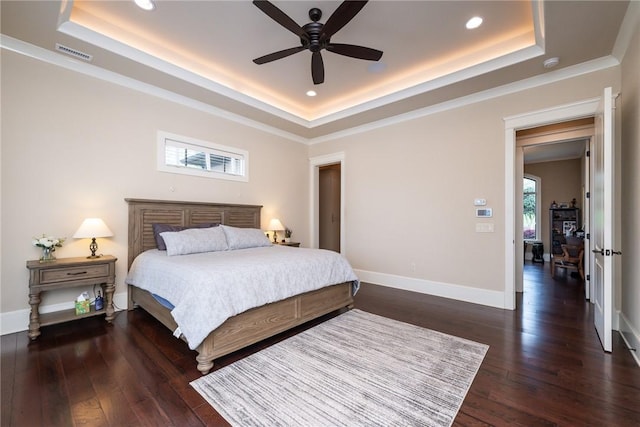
[523,175,541,240]
[157,131,248,182]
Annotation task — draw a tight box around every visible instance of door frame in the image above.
[504,98,600,310]
[309,152,346,254]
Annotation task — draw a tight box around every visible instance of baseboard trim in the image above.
[0,291,128,336]
[354,269,506,309]
[618,311,640,367]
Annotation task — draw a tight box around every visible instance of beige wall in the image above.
[1,50,307,319]
[620,12,640,355]
[1,33,634,337]
[525,159,583,256]
[310,67,620,304]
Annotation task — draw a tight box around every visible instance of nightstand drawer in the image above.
[40,264,109,284]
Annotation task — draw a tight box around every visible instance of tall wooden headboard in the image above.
[125,198,262,269]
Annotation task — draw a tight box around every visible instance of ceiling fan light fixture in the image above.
[134,0,155,11]
[306,90,317,97]
[466,16,483,29]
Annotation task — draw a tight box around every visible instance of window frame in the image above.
[523,174,541,241]
[156,131,249,182]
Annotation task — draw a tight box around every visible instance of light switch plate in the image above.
[474,198,487,206]
[476,223,495,232]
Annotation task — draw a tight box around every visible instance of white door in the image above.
[591,87,616,352]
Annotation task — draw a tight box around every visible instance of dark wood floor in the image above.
[2,262,639,426]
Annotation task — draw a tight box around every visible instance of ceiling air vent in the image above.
[55,43,93,62]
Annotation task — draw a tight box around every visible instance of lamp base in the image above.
[87,238,100,259]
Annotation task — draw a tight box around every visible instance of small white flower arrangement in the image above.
[32,234,65,249]
[33,234,65,262]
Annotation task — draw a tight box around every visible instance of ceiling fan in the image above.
[252,0,383,85]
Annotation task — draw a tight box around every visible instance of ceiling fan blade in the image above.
[312,51,324,85]
[321,1,368,39]
[253,0,308,41]
[253,46,306,64]
[326,43,382,61]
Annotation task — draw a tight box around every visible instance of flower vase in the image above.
[40,247,55,262]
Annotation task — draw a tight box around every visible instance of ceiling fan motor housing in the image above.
[302,21,325,52]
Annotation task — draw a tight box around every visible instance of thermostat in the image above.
[476,208,493,218]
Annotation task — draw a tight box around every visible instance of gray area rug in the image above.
[191,309,488,427]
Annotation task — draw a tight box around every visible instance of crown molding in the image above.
[309,55,619,145]
[57,1,546,127]
[0,35,308,144]
[56,20,311,129]
[1,35,620,147]
[309,42,545,128]
[612,0,640,62]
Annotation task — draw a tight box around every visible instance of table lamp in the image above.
[73,218,113,258]
[268,218,285,243]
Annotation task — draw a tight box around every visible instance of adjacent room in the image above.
[2,1,639,425]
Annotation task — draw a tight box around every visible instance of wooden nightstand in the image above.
[26,255,117,340]
[277,242,300,247]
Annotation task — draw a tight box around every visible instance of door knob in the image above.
[592,248,604,255]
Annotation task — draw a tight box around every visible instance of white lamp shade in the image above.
[268,218,285,231]
[73,218,114,239]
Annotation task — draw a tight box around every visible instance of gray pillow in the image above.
[221,225,272,250]
[160,226,229,256]
[152,223,218,250]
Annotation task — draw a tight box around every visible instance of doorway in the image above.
[309,152,346,253]
[319,164,341,252]
[504,96,602,310]
[517,129,594,307]
[521,137,591,293]
[517,118,594,303]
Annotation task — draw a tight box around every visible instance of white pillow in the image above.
[160,226,228,256]
[221,225,272,250]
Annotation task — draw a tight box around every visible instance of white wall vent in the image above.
[55,44,93,61]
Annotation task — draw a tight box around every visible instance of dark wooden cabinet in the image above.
[549,208,579,254]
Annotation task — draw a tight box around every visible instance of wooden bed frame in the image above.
[126,198,355,375]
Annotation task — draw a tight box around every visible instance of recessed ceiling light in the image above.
[466,16,483,29]
[134,0,155,11]
[543,57,560,69]
[306,90,317,97]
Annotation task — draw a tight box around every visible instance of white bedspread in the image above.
[125,245,359,350]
